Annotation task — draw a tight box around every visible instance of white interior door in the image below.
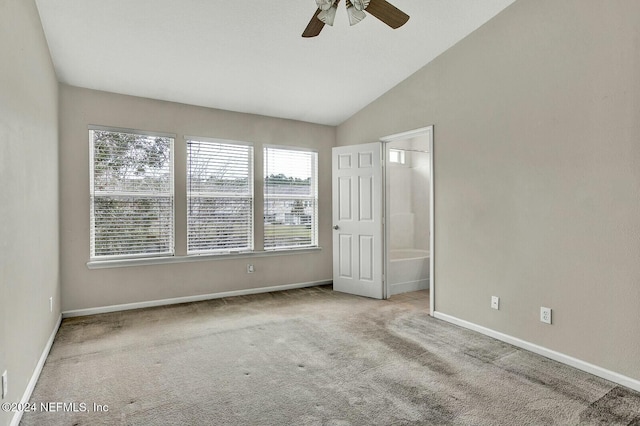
[332,143,384,299]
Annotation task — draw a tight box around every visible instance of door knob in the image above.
[333,225,339,230]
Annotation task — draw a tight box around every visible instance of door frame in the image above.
[380,126,434,314]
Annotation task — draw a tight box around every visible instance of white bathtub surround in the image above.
[388,249,430,295]
[390,212,415,250]
[386,134,431,296]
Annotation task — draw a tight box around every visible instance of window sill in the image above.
[86,247,323,270]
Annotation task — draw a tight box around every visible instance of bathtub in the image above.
[388,249,430,295]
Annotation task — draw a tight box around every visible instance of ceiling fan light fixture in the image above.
[352,0,371,11]
[346,3,366,26]
[315,0,337,11]
[318,5,338,26]
[347,7,367,26]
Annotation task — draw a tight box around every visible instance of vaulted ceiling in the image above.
[35,0,516,125]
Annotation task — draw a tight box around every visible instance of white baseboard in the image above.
[62,280,333,318]
[433,311,640,393]
[390,279,429,296]
[11,315,61,426]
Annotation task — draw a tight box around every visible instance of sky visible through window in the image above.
[265,149,312,180]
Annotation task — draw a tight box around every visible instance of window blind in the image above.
[187,139,254,254]
[264,147,318,250]
[90,129,174,259]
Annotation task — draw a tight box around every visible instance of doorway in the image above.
[381,127,434,314]
[331,126,434,314]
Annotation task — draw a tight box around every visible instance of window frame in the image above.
[185,136,255,255]
[88,125,176,261]
[263,145,319,251]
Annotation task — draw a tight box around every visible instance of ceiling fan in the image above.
[302,0,410,38]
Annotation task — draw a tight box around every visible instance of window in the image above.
[90,128,174,259]
[264,147,318,250]
[389,148,406,164]
[187,138,254,254]
[89,129,318,264]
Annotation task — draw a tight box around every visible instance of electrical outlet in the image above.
[2,370,7,399]
[491,296,500,310]
[49,296,53,313]
[247,264,254,274]
[540,307,552,324]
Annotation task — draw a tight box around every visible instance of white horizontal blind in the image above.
[187,139,254,254]
[264,147,318,250]
[90,129,174,259]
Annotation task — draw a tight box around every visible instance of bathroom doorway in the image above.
[381,127,434,314]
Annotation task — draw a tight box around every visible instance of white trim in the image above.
[184,135,255,147]
[382,142,389,300]
[87,246,323,269]
[428,126,435,316]
[433,311,640,393]
[380,126,433,146]
[62,280,332,318]
[11,315,61,426]
[263,143,319,154]
[390,279,429,295]
[89,125,176,139]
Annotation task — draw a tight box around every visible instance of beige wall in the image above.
[337,0,640,381]
[0,0,60,424]
[59,85,334,312]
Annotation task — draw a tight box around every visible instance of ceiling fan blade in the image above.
[302,8,326,37]
[365,0,409,29]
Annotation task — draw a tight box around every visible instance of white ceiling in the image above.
[35,0,516,126]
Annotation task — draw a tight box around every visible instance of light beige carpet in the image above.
[21,286,640,425]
